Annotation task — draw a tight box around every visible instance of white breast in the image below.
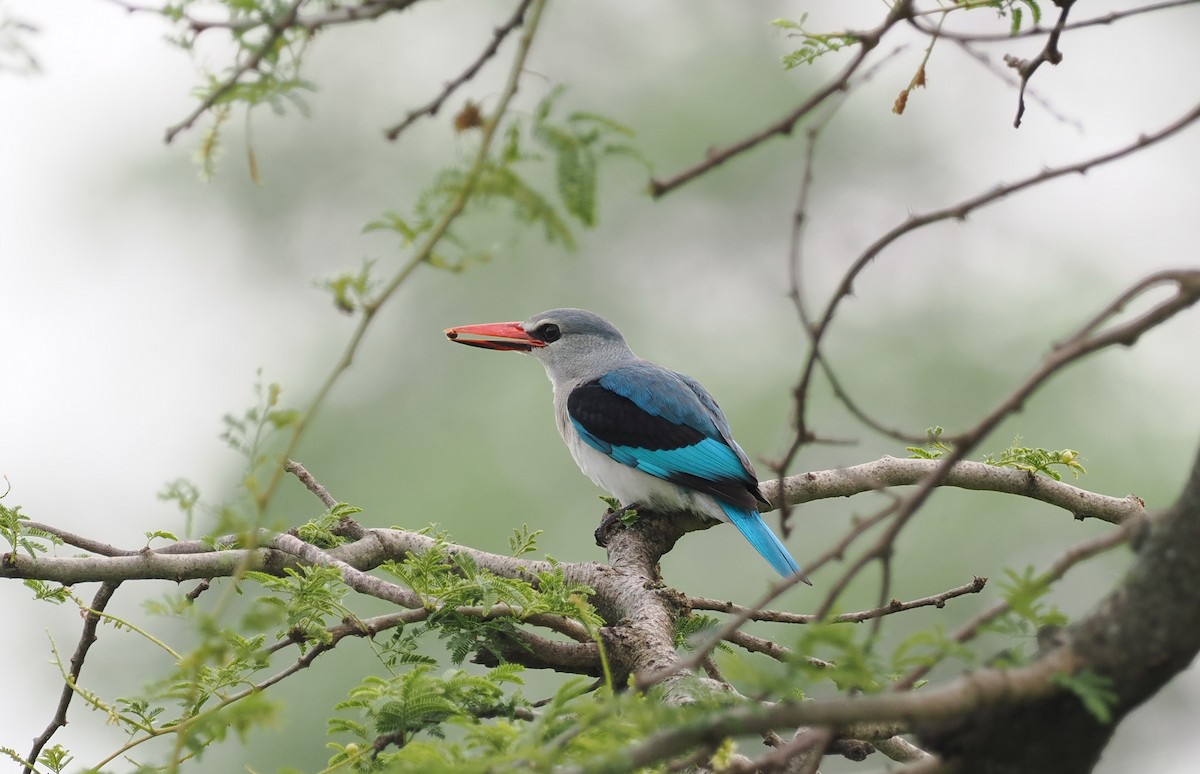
[561,419,729,524]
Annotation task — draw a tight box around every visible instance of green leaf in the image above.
[1050,670,1118,723]
[508,525,542,557]
[907,426,950,459]
[983,436,1087,480]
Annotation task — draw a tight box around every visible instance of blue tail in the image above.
[719,503,811,583]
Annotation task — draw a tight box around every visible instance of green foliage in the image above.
[23,578,71,604]
[36,743,73,774]
[995,0,1043,35]
[907,426,951,459]
[977,566,1071,668]
[775,0,1043,72]
[294,502,363,549]
[221,374,299,466]
[0,744,68,772]
[0,500,61,559]
[170,0,317,177]
[599,495,638,525]
[145,529,181,546]
[365,86,642,274]
[330,664,530,768]
[158,477,202,537]
[771,15,859,69]
[1050,669,1119,723]
[984,437,1086,480]
[244,565,350,650]
[529,85,641,228]
[908,429,1086,481]
[326,674,752,773]
[368,535,603,670]
[674,613,729,653]
[376,626,439,671]
[995,566,1069,630]
[382,538,601,629]
[508,524,542,557]
[791,623,883,694]
[890,625,976,677]
[216,371,300,518]
[321,257,381,314]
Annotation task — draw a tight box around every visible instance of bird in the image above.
[444,308,808,581]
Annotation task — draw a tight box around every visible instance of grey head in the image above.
[520,308,637,384]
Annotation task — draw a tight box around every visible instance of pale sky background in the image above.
[3,1,1200,771]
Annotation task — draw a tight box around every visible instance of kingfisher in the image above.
[445,308,807,581]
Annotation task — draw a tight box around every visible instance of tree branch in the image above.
[917,439,1200,772]
[24,581,120,774]
[566,647,1080,774]
[647,0,914,198]
[690,576,986,626]
[1005,0,1074,128]
[163,0,306,144]
[762,456,1145,525]
[384,0,534,140]
[784,103,1200,473]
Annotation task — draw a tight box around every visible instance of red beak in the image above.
[444,321,546,352]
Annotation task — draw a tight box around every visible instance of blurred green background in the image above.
[3,0,1199,771]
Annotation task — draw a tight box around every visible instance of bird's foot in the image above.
[594,502,641,547]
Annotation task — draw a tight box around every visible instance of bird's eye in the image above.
[537,323,561,342]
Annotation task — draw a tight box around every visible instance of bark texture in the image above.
[920,442,1200,772]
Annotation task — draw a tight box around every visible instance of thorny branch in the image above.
[894,518,1141,691]
[689,576,987,626]
[780,100,1200,486]
[384,0,534,140]
[809,268,1199,624]
[10,454,1144,587]
[23,581,120,774]
[648,0,915,198]
[908,0,1200,43]
[1005,0,1075,128]
[10,3,1200,771]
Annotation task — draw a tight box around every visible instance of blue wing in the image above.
[567,364,763,511]
[566,364,809,580]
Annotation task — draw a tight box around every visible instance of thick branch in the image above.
[762,457,1144,525]
[918,439,1200,772]
[563,648,1079,774]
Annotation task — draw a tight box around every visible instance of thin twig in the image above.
[1007,0,1074,128]
[20,522,138,556]
[25,581,121,774]
[909,0,1199,43]
[105,0,421,34]
[894,517,1140,691]
[648,1,915,198]
[781,100,1200,480]
[384,0,534,140]
[163,0,305,143]
[690,576,986,625]
[284,458,337,508]
[809,270,1200,623]
[250,0,550,515]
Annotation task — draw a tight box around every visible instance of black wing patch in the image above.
[567,381,704,451]
[567,380,764,510]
